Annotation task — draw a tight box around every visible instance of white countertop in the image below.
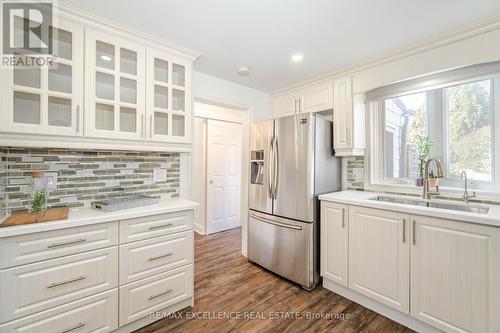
[0,198,199,239]
[319,191,500,228]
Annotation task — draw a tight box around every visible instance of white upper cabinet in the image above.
[0,18,84,136]
[411,215,500,333]
[272,81,333,118]
[333,76,365,156]
[146,49,191,143]
[85,29,146,140]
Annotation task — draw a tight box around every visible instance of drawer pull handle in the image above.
[148,223,174,230]
[47,276,86,289]
[54,322,86,333]
[48,238,87,249]
[149,253,173,261]
[148,289,173,301]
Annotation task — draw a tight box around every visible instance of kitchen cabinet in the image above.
[146,48,191,143]
[320,202,348,287]
[85,28,146,140]
[411,215,500,333]
[333,76,365,156]
[348,206,410,314]
[272,81,333,118]
[0,17,84,136]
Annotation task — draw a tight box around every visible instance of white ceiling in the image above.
[59,0,500,93]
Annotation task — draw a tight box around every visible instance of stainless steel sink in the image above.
[371,196,489,214]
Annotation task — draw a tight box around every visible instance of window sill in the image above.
[365,182,500,204]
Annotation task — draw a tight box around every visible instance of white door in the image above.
[333,76,353,150]
[349,206,410,314]
[411,215,500,333]
[320,201,348,287]
[206,119,242,234]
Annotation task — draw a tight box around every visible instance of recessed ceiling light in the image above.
[291,53,304,63]
[237,65,250,76]
[100,55,112,62]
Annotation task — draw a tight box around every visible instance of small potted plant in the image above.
[416,135,432,187]
[428,170,439,188]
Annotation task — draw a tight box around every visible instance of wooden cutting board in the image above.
[0,207,69,228]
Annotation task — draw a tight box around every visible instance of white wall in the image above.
[192,71,272,122]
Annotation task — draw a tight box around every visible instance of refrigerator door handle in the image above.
[268,137,274,199]
[273,136,279,199]
[250,214,302,230]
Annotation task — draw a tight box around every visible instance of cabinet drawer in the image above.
[120,231,193,284]
[0,290,118,333]
[0,247,118,322]
[120,211,193,244]
[0,222,118,269]
[119,265,193,326]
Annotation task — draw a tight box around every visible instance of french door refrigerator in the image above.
[248,112,341,290]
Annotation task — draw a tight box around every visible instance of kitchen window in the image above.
[367,62,500,191]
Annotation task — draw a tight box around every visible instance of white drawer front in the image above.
[0,290,118,333]
[119,265,193,326]
[0,222,118,269]
[0,247,118,322]
[120,211,193,243]
[119,231,193,284]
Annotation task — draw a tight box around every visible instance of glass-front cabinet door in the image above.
[85,29,145,140]
[146,49,191,143]
[0,18,84,136]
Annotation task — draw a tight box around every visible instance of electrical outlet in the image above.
[153,168,167,182]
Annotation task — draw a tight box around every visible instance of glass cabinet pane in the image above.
[154,58,168,83]
[154,85,168,109]
[95,103,114,130]
[154,112,168,135]
[49,63,72,94]
[120,77,137,104]
[14,67,40,88]
[172,115,185,136]
[96,41,115,70]
[96,72,114,100]
[172,64,185,87]
[120,107,136,132]
[14,91,40,124]
[172,89,185,112]
[48,97,72,127]
[120,48,137,75]
[51,27,72,60]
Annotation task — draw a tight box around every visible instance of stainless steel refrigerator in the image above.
[248,112,341,290]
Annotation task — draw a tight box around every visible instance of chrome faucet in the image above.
[460,170,476,204]
[422,159,444,200]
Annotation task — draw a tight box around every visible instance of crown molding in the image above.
[272,14,500,96]
[54,1,202,62]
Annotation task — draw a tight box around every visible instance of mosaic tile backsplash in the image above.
[0,147,180,214]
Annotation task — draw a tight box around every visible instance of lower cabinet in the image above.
[411,215,500,333]
[349,206,410,314]
[320,202,348,287]
[320,201,500,333]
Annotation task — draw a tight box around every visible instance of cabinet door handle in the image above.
[346,128,351,145]
[148,223,174,230]
[54,322,86,333]
[48,238,86,249]
[149,253,173,261]
[141,114,145,138]
[412,220,416,245]
[150,114,153,138]
[47,276,86,289]
[76,105,80,133]
[342,208,345,228]
[402,219,406,243]
[148,289,173,300]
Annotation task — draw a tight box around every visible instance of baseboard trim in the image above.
[322,279,440,333]
[194,223,206,235]
[114,297,193,333]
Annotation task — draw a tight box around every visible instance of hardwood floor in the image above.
[136,227,415,333]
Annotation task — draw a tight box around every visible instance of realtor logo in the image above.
[1,1,56,68]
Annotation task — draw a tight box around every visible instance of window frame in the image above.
[367,74,500,194]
